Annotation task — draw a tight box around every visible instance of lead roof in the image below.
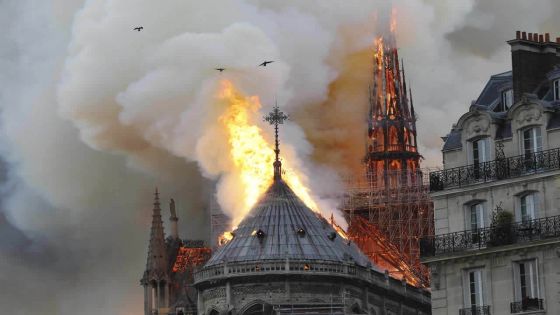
[205,179,373,268]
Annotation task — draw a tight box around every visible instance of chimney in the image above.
[507,31,560,102]
[169,198,179,240]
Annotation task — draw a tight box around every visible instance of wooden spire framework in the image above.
[343,32,434,288]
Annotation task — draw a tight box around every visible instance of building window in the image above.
[522,127,542,156]
[472,137,490,164]
[470,203,485,230]
[463,268,484,308]
[554,79,559,101]
[520,193,537,222]
[514,259,539,301]
[499,89,513,111]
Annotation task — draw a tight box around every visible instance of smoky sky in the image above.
[0,1,558,314]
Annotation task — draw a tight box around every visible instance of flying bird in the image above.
[133,26,144,31]
[259,61,274,67]
[215,68,225,72]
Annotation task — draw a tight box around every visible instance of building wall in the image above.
[430,245,560,315]
[428,97,560,315]
[432,171,560,234]
[198,278,430,315]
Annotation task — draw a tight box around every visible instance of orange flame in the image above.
[217,80,319,228]
[218,231,234,245]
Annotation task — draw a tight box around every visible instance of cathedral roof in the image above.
[205,179,373,268]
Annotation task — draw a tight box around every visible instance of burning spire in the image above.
[264,103,289,180]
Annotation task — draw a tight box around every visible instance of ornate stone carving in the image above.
[515,105,542,127]
[203,287,226,300]
[466,113,490,139]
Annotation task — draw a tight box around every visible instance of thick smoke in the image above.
[0,0,559,314]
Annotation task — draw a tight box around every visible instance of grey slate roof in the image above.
[475,71,512,107]
[442,129,462,151]
[205,179,372,268]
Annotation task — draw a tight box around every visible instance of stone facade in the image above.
[422,32,560,315]
[195,179,431,315]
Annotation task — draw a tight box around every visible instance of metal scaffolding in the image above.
[341,168,434,287]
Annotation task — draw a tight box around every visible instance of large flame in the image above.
[217,80,319,228]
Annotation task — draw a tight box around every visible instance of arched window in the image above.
[242,303,273,315]
[522,127,542,155]
[351,304,362,314]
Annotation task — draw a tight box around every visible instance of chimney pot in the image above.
[539,34,544,43]
[545,33,550,42]
[534,33,539,42]
[522,32,527,40]
[557,37,560,44]
[516,31,521,39]
[528,33,533,41]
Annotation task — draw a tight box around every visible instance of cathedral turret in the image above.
[169,198,179,240]
[141,188,170,315]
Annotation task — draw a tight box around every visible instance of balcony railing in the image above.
[459,305,491,315]
[429,147,560,191]
[510,298,544,313]
[420,215,560,257]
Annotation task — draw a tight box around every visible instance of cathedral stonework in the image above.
[192,178,431,315]
[141,79,431,315]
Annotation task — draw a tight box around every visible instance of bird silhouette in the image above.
[133,26,144,31]
[215,68,225,72]
[259,61,274,67]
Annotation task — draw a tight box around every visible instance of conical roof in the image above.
[206,179,373,268]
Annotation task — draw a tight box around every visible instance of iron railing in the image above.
[429,147,560,191]
[420,215,560,257]
[459,305,491,315]
[510,298,544,313]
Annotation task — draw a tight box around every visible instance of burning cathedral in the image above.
[141,104,431,315]
[141,22,432,315]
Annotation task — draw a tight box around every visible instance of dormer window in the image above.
[499,89,513,111]
[554,79,559,101]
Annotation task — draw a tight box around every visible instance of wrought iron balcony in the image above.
[429,147,560,191]
[510,298,544,313]
[420,215,560,257]
[459,305,491,315]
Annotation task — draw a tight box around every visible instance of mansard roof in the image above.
[475,71,512,108]
[205,179,373,268]
[442,70,560,152]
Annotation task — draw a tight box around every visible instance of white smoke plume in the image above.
[0,0,558,314]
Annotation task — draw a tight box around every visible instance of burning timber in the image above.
[342,30,434,288]
[141,94,432,315]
